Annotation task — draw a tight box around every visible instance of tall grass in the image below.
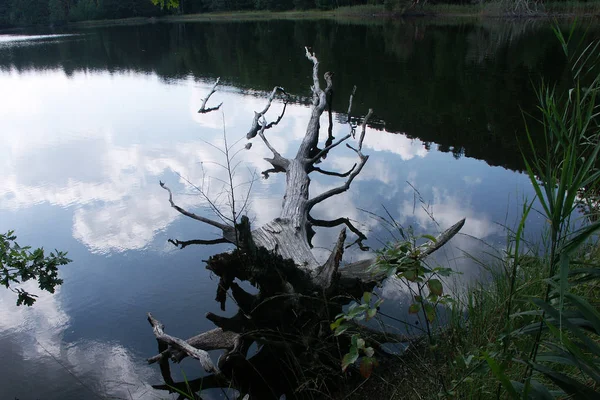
[446,22,600,399]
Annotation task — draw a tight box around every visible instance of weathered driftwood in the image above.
[149,47,466,399]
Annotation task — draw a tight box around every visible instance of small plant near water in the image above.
[443,23,600,398]
[331,226,456,379]
[330,290,383,377]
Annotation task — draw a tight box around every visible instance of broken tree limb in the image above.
[198,77,223,114]
[148,328,239,364]
[246,86,286,139]
[314,228,346,289]
[358,108,373,152]
[258,118,289,173]
[147,313,219,373]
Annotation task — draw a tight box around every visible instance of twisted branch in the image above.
[306,109,373,210]
[198,77,223,114]
[309,216,369,251]
[246,86,286,139]
[311,164,357,177]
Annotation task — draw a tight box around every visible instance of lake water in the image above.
[0,18,581,399]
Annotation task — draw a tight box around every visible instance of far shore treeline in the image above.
[0,0,580,28]
[3,0,377,27]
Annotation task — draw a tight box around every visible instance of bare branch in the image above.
[261,165,285,179]
[416,218,466,258]
[305,110,372,209]
[258,118,283,159]
[326,89,335,152]
[305,46,321,104]
[308,133,351,164]
[304,47,333,108]
[174,172,234,226]
[160,181,232,232]
[148,328,238,364]
[347,85,357,123]
[306,151,369,211]
[311,164,356,178]
[147,313,219,373]
[246,86,285,139]
[262,100,288,130]
[197,77,223,114]
[309,216,369,251]
[168,238,229,249]
[358,108,373,152]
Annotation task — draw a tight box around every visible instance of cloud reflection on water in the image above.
[0,68,530,398]
[0,281,161,400]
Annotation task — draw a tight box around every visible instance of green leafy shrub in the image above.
[0,231,71,306]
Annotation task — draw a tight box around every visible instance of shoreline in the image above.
[61,6,600,29]
[2,5,599,32]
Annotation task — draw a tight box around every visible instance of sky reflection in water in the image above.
[0,32,542,399]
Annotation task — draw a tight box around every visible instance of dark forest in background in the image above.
[0,19,576,171]
[0,0,518,27]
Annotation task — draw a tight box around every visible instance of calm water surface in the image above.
[0,19,580,399]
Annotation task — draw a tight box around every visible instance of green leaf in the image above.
[424,303,436,322]
[330,317,343,331]
[408,303,421,314]
[362,292,372,304]
[403,270,417,281]
[427,279,443,296]
[366,308,377,321]
[334,323,351,336]
[342,347,359,372]
[420,234,437,243]
[532,362,600,399]
[482,353,520,399]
